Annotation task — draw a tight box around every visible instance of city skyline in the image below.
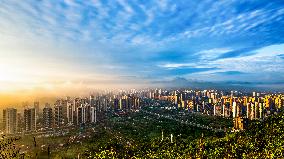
[1,89,283,135]
[1,0,284,99]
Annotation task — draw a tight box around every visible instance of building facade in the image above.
[3,108,17,134]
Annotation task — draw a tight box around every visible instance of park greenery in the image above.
[0,135,22,158]
[83,112,284,158]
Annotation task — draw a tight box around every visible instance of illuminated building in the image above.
[67,101,74,125]
[24,108,36,132]
[90,106,97,123]
[3,108,17,134]
[232,102,237,118]
[233,117,249,131]
[43,105,53,128]
[246,103,251,119]
[34,101,40,117]
[54,100,66,127]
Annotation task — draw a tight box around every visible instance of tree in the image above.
[0,135,23,159]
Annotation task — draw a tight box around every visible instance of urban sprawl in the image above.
[2,89,284,135]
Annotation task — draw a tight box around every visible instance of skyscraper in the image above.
[174,91,178,105]
[3,109,6,130]
[67,101,74,125]
[255,102,259,119]
[90,95,95,107]
[3,108,17,134]
[251,104,255,119]
[77,104,86,125]
[114,98,119,111]
[24,108,36,132]
[90,106,97,123]
[253,92,257,97]
[17,113,24,133]
[34,101,40,117]
[43,105,53,128]
[247,103,251,119]
[54,102,64,127]
[232,102,237,118]
[259,103,264,119]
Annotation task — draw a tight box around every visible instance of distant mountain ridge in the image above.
[151,77,284,91]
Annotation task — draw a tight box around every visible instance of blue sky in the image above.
[0,0,284,91]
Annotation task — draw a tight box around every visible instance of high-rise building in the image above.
[90,106,97,123]
[67,101,74,125]
[53,99,68,127]
[232,102,237,118]
[3,108,17,134]
[73,98,81,124]
[77,104,86,125]
[24,108,36,132]
[251,104,255,119]
[255,102,259,119]
[174,91,178,105]
[233,117,249,131]
[43,105,53,128]
[246,103,251,119]
[34,101,40,116]
[3,109,6,130]
[253,92,256,97]
[54,102,64,127]
[222,104,225,117]
[259,103,264,119]
[114,98,119,110]
[17,113,24,133]
[90,95,95,107]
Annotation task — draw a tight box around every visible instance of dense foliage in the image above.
[3,112,284,158]
[84,113,284,158]
[0,135,22,159]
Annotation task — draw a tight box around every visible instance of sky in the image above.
[0,0,284,98]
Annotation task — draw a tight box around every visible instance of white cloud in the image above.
[156,0,168,11]
[158,63,195,68]
[117,0,134,14]
[200,44,284,74]
[171,7,284,42]
[196,48,233,60]
[158,63,210,69]
[162,44,284,82]
[91,0,109,19]
[64,0,78,7]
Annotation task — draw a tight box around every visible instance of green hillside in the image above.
[2,112,284,158]
[85,113,284,158]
